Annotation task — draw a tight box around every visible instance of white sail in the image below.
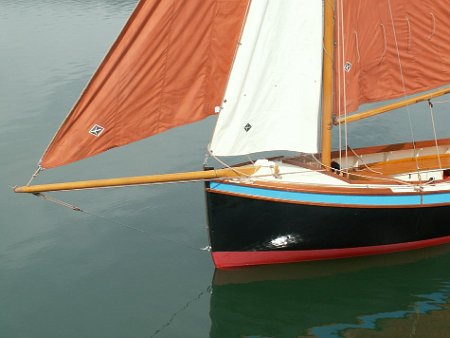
[209,0,323,156]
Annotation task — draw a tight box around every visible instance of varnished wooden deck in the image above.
[278,139,450,184]
[350,153,450,178]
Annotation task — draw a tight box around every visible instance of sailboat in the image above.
[14,0,450,268]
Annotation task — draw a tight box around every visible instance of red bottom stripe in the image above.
[212,236,450,269]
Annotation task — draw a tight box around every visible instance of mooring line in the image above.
[150,286,211,338]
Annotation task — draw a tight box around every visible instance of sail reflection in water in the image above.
[210,245,450,338]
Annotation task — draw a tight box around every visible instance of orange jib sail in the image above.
[335,0,450,115]
[40,0,249,169]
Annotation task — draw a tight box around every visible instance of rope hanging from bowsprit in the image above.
[34,192,82,211]
[32,192,204,250]
[34,193,145,234]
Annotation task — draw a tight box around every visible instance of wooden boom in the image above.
[14,166,259,194]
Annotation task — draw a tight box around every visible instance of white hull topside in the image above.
[250,160,450,193]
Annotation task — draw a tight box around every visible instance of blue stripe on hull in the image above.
[423,192,450,204]
[209,182,450,207]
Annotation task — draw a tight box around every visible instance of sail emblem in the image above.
[89,124,105,137]
[344,62,352,72]
[244,123,252,132]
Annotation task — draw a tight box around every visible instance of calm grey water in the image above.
[1,1,449,337]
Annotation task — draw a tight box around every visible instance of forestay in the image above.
[209,0,323,156]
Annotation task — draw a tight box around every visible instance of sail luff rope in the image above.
[387,0,421,181]
[428,100,443,169]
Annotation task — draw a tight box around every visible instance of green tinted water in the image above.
[1,1,449,337]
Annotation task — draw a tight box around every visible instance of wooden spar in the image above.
[335,86,450,124]
[320,0,335,169]
[13,166,259,194]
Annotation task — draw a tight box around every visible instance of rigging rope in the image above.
[428,99,443,169]
[432,99,450,105]
[387,0,422,182]
[208,151,256,178]
[338,0,349,172]
[33,192,203,252]
[336,0,343,170]
[26,165,42,186]
[347,147,383,175]
[310,153,424,188]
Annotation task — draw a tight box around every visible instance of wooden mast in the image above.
[320,0,335,169]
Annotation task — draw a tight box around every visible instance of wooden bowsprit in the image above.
[13,166,259,194]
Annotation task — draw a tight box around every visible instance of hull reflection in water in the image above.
[210,245,450,338]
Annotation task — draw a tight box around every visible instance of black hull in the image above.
[205,185,450,268]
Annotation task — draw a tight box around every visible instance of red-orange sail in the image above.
[40,0,249,169]
[335,0,450,115]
